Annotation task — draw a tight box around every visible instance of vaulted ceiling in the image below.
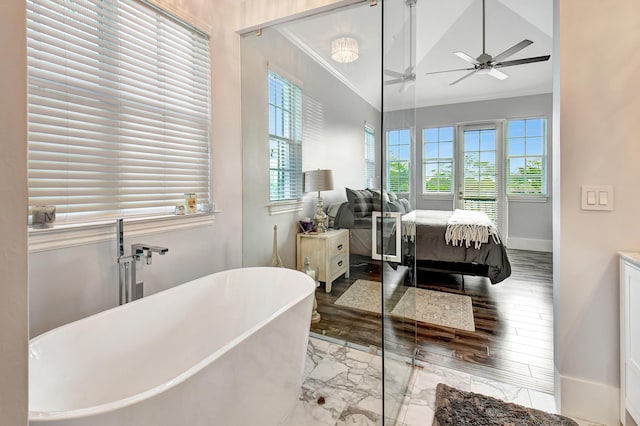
[277,0,553,111]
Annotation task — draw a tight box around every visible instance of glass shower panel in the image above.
[381,0,418,423]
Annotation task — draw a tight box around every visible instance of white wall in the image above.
[29,0,244,337]
[241,19,381,269]
[557,1,640,424]
[0,3,28,423]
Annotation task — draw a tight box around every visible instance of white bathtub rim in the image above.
[29,267,315,421]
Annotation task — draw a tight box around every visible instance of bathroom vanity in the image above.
[620,252,640,425]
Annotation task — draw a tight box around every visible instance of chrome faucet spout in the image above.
[131,243,169,265]
[143,245,169,255]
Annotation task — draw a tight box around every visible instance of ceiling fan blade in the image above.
[450,70,477,86]
[425,67,475,76]
[495,55,551,68]
[384,78,405,85]
[384,69,405,79]
[487,68,508,80]
[491,39,533,63]
[453,51,480,65]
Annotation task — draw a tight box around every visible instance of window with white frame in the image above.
[364,124,375,188]
[26,0,211,225]
[268,70,302,202]
[506,118,547,196]
[422,126,454,194]
[386,129,411,193]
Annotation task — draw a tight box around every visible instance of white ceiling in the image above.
[277,0,553,111]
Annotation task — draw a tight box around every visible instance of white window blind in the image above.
[27,0,211,225]
[364,124,375,188]
[268,70,302,202]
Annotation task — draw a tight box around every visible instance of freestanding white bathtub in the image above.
[29,267,315,425]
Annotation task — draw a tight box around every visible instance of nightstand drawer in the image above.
[330,253,348,281]
[331,253,348,271]
[330,233,348,257]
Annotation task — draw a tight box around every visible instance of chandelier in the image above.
[330,37,359,64]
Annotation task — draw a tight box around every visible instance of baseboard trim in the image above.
[560,375,619,425]
[506,237,552,252]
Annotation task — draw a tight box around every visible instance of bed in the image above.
[331,188,511,284]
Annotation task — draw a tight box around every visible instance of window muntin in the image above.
[26,0,211,224]
[506,118,547,196]
[268,70,302,202]
[386,128,411,193]
[364,124,375,188]
[422,126,454,194]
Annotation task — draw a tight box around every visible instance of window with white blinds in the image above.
[268,70,302,202]
[506,118,547,196]
[422,126,454,194]
[364,124,375,188]
[26,0,211,225]
[386,129,411,193]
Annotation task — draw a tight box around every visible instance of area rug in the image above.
[334,280,475,332]
[433,383,578,426]
[334,279,382,314]
[390,287,475,332]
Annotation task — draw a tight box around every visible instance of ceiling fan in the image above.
[425,0,550,85]
[384,0,417,91]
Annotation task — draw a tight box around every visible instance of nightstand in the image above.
[297,229,349,293]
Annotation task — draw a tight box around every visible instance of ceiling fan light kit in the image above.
[331,36,359,63]
[425,0,550,85]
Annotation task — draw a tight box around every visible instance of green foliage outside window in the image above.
[507,158,543,194]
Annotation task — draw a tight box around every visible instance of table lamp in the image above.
[303,169,334,233]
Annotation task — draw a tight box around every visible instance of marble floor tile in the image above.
[282,336,604,426]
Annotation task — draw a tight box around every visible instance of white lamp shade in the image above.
[304,169,334,193]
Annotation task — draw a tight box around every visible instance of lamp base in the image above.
[314,196,327,233]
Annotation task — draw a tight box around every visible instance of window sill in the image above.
[507,195,549,203]
[267,200,304,215]
[421,193,454,201]
[28,212,217,253]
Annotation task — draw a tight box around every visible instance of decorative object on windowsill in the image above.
[31,205,56,228]
[303,256,321,323]
[303,169,334,233]
[331,36,359,64]
[298,218,313,234]
[271,224,283,267]
[175,205,185,215]
[184,192,197,214]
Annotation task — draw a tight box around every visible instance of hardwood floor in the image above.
[310,249,555,394]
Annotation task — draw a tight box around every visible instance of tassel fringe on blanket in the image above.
[444,209,501,249]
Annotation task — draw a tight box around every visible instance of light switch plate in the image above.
[581,185,614,211]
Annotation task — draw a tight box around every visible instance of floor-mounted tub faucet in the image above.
[116,219,169,304]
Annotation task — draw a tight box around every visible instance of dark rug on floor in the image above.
[433,383,578,426]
